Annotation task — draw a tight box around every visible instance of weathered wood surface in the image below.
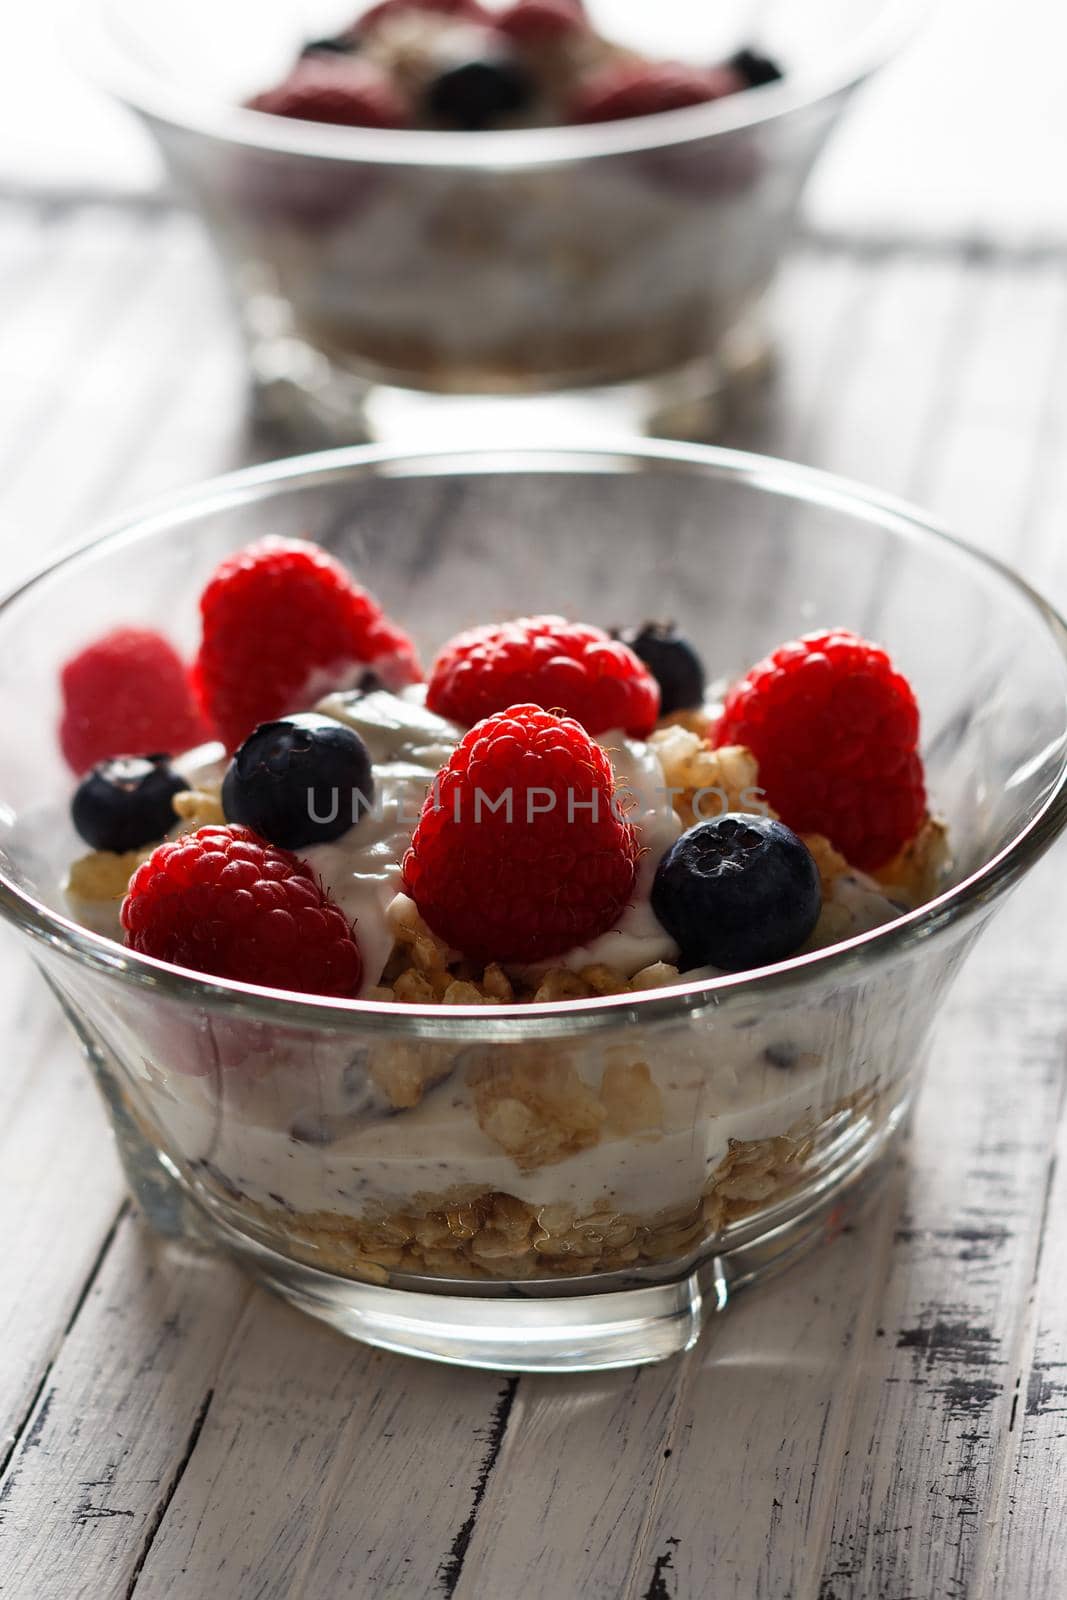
[0,199,1066,1598]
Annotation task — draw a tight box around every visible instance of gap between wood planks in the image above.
[0,1200,128,1488]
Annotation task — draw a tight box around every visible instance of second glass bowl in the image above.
[84,0,921,442]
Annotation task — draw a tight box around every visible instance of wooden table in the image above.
[1,195,1066,1599]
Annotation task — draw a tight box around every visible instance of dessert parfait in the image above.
[60,534,949,1290]
[88,0,900,434]
[230,0,788,404]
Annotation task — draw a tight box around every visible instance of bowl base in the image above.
[248,321,775,452]
[172,1105,905,1372]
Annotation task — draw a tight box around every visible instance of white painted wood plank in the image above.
[0,1215,251,1600]
[961,278,1067,1600]
[810,845,1067,1600]
[0,210,153,521]
[624,1187,904,1600]
[129,1291,510,1600]
[448,1358,684,1600]
[918,261,1067,561]
[978,1023,1067,1599]
[0,940,126,1464]
[794,251,980,499]
[744,251,876,466]
[444,1193,901,1600]
[0,215,239,577]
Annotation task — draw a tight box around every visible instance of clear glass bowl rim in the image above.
[76,0,929,169]
[3,438,1066,1041]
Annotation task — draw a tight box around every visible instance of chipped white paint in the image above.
[0,203,1066,1600]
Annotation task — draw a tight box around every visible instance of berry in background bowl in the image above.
[2,442,1064,1372]
[81,0,920,441]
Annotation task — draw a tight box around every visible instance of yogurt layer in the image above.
[137,1007,856,1222]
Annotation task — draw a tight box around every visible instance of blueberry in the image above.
[353,669,385,696]
[300,33,358,57]
[71,755,185,853]
[615,621,704,715]
[222,714,374,850]
[651,814,821,972]
[729,48,783,88]
[424,56,534,130]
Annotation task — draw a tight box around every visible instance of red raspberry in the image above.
[122,824,362,997]
[495,0,587,43]
[714,629,926,872]
[247,59,410,127]
[404,705,639,964]
[193,537,421,752]
[568,61,720,124]
[426,615,659,737]
[358,0,488,32]
[59,628,211,776]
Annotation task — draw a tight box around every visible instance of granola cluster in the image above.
[647,729,767,829]
[369,892,681,1013]
[244,1109,842,1286]
[66,844,153,904]
[876,814,951,903]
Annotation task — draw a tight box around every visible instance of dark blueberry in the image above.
[615,621,705,715]
[651,813,821,973]
[424,56,534,130]
[71,755,185,853]
[300,33,359,57]
[342,669,385,702]
[221,713,374,850]
[728,48,783,89]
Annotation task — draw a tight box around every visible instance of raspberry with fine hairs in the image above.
[403,704,639,964]
[193,536,421,752]
[122,824,363,997]
[426,614,659,737]
[714,629,926,871]
[59,627,211,776]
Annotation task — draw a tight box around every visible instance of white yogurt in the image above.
[137,1015,843,1222]
[539,730,683,978]
[303,686,463,990]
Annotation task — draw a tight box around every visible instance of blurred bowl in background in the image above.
[81,0,923,443]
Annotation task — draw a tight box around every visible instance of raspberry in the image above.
[495,0,587,43]
[247,58,410,127]
[403,704,639,964]
[568,61,720,124]
[426,615,659,737]
[122,824,362,997]
[193,537,421,752]
[714,629,926,872]
[59,628,211,776]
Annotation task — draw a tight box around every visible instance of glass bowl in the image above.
[2,442,1065,1372]
[81,0,922,443]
